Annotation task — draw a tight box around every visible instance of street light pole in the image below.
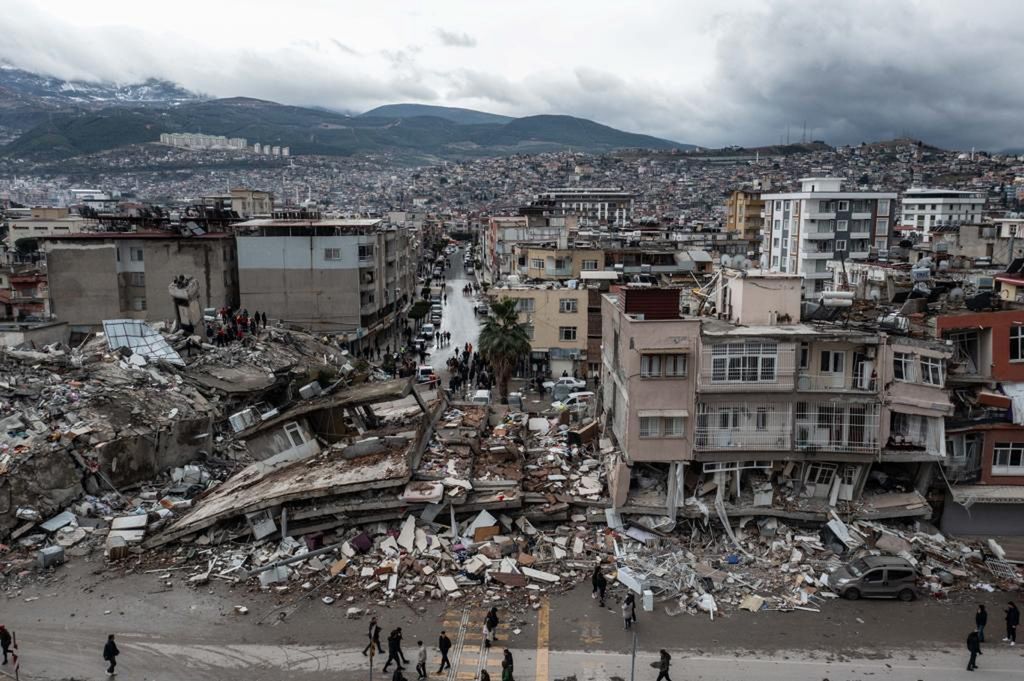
[629,629,637,681]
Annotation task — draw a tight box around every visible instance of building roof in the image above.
[39,231,232,240]
[236,218,383,228]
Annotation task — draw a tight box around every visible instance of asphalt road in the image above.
[428,249,481,392]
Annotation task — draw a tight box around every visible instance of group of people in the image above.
[206,308,268,346]
[363,611,513,681]
[434,330,453,348]
[968,601,1019,671]
[447,344,492,396]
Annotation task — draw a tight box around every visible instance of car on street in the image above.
[420,323,436,341]
[551,382,576,402]
[416,366,438,384]
[551,391,595,415]
[544,376,587,391]
[466,266,475,274]
[475,301,490,316]
[828,555,918,601]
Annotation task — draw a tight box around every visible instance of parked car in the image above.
[828,556,918,601]
[469,389,492,405]
[466,266,475,274]
[544,376,587,391]
[551,383,575,402]
[416,366,437,384]
[420,323,436,340]
[475,302,490,316]
[551,391,595,414]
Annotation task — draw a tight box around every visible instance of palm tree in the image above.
[478,297,531,403]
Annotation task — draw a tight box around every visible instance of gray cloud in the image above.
[435,29,476,48]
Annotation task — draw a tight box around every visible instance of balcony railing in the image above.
[803,251,834,259]
[804,231,835,240]
[807,211,836,220]
[796,371,877,392]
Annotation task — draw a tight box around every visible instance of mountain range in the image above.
[0,66,693,161]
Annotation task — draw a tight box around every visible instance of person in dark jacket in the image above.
[655,649,672,681]
[625,593,638,627]
[363,617,384,656]
[103,634,119,676]
[967,630,982,671]
[484,608,499,648]
[392,667,408,681]
[1005,601,1020,645]
[501,648,514,681]
[383,628,406,672]
[976,604,988,642]
[479,671,490,681]
[592,564,607,607]
[437,631,452,673]
[0,625,11,664]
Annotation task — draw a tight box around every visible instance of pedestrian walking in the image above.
[0,625,11,664]
[415,640,427,679]
[383,627,406,672]
[622,599,633,630]
[1005,601,1019,645]
[655,649,672,681]
[626,593,638,626]
[967,630,982,671]
[592,564,607,607]
[363,617,384,656]
[437,630,452,673]
[977,604,988,642]
[484,607,499,648]
[501,648,514,681]
[103,634,120,676]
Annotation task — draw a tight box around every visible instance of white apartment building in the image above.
[899,188,985,242]
[762,178,896,298]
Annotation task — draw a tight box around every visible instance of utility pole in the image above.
[629,629,637,681]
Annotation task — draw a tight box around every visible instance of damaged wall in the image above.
[95,417,214,488]
[0,449,83,534]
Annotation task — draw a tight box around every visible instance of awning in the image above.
[638,409,688,418]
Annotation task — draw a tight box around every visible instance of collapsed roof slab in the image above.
[145,439,414,548]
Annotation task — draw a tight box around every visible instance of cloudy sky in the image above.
[2,0,1022,149]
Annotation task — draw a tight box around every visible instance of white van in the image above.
[552,391,595,414]
[470,389,492,406]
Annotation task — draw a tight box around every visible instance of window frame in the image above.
[324,247,342,261]
[559,298,578,314]
[558,326,578,342]
[920,355,944,386]
[284,421,306,448]
[993,442,1024,476]
[893,352,915,382]
[1011,326,1024,362]
[710,341,778,383]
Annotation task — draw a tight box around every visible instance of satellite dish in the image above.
[720,255,733,267]
[938,260,950,271]
[742,259,753,270]
[869,289,881,301]
[949,287,964,301]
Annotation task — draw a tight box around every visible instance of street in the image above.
[428,248,481,392]
[3,557,1022,681]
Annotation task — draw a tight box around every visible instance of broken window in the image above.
[804,462,837,486]
[946,330,980,374]
[284,422,306,448]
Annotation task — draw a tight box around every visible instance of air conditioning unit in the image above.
[229,408,258,433]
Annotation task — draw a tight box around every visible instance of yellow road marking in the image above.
[535,599,550,681]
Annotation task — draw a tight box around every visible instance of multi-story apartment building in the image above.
[763,178,897,298]
[724,188,765,250]
[41,232,238,331]
[601,270,951,521]
[601,287,700,513]
[481,216,566,284]
[234,218,416,346]
[521,188,635,227]
[5,207,98,247]
[899,188,985,242]
[490,284,589,377]
[514,244,604,281]
[936,305,1024,535]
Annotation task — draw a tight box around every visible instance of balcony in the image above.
[851,212,873,220]
[803,251,834,259]
[695,403,792,451]
[697,351,796,393]
[544,267,573,277]
[796,371,877,392]
[804,230,835,240]
[849,250,870,259]
[807,211,836,220]
[849,231,872,240]
[804,270,833,279]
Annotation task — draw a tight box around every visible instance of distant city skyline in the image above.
[2,0,1023,150]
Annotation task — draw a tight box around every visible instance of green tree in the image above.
[478,297,531,403]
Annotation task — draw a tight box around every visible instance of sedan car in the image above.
[543,376,587,391]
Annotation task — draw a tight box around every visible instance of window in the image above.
[820,349,845,374]
[130,247,144,262]
[920,356,944,386]
[530,258,544,269]
[664,417,685,437]
[799,342,809,369]
[516,298,535,313]
[559,298,578,313]
[710,341,778,382]
[284,421,306,448]
[641,354,662,378]
[358,244,374,261]
[893,352,915,382]
[805,461,837,486]
[993,443,1024,475]
[878,199,890,215]
[862,570,885,584]
[875,237,887,250]
[639,417,659,438]
[876,218,889,234]
[838,200,849,212]
[581,259,598,271]
[559,326,577,342]
[664,354,687,377]
[1011,326,1024,362]
[128,272,145,287]
[521,324,534,340]
[324,248,342,260]
[756,407,769,431]
[132,297,146,311]
[836,220,848,231]
[835,240,847,252]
